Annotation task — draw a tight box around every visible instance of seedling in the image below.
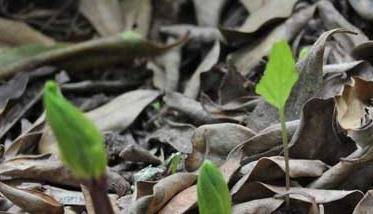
[197,160,231,214]
[255,41,298,206]
[44,81,114,214]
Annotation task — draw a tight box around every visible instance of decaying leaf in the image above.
[185,123,255,171]
[232,197,283,214]
[193,0,226,26]
[221,0,298,44]
[0,181,64,214]
[353,190,373,214]
[129,173,196,214]
[230,5,315,75]
[121,0,152,36]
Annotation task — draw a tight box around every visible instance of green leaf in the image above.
[255,41,298,109]
[43,81,107,179]
[197,160,231,214]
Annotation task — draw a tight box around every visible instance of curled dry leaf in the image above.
[129,173,196,214]
[221,0,298,45]
[230,5,315,75]
[317,0,368,52]
[232,182,363,213]
[0,154,129,195]
[289,98,356,165]
[236,156,327,188]
[234,120,299,162]
[39,89,160,154]
[185,123,255,171]
[353,190,373,214]
[0,67,55,140]
[0,181,63,214]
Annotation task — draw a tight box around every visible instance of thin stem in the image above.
[83,176,114,214]
[279,107,290,208]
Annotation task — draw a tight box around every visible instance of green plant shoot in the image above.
[255,41,298,206]
[43,81,107,179]
[197,160,231,214]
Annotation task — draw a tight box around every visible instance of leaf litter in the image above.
[0,0,373,213]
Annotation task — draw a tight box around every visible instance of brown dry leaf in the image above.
[289,98,356,165]
[353,190,373,214]
[232,197,283,214]
[287,28,356,120]
[128,173,196,214]
[221,0,297,44]
[0,154,129,195]
[4,114,45,158]
[39,89,160,154]
[234,120,299,162]
[79,0,123,36]
[230,5,315,75]
[0,181,63,214]
[121,0,151,36]
[147,121,195,154]
[184,40,220,99]
[236,156,327,186]
[317,0,368,53]
[335,78,373,130]
[0,18,54,48]
[232,182,363,213]
[193,0,226,26]
[185,123,255,171]
[0,67,55,140]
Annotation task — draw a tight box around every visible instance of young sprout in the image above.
[197,160,231,214]
[255,41,299,206]
[43,81,113,214]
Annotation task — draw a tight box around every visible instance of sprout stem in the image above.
[279,107,290,207]
[83,176,114,214]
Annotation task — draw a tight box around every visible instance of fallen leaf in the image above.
[0,181,63,214]
[185,123,255,171]
[353,189,373,214]
[129,173,196,214]
[230,5,315,75]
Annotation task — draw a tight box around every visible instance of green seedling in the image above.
[44,81,113,214]
[197,160,231,214]
[255,41,299,206]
